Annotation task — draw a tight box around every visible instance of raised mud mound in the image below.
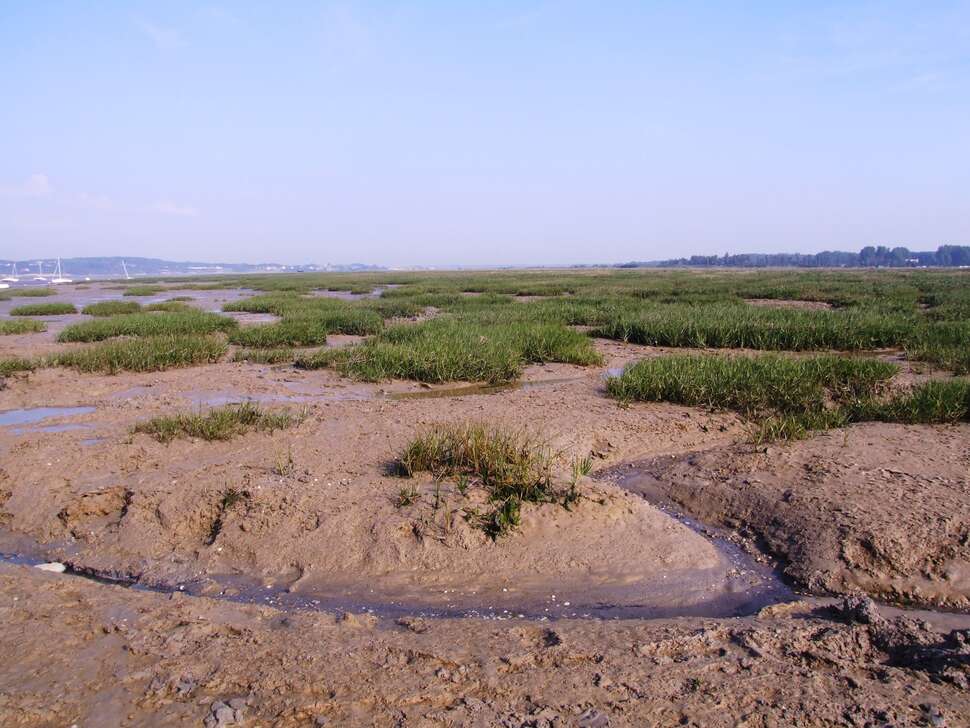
[608,422,970,609]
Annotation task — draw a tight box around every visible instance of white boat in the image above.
[0,282,9,290]
[122,260,131,280]
[32,261,47,281]
[1,263,18,283]
[51,258,72,284]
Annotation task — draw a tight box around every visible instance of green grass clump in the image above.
[123,285,167,297]
[143,300,194,312]
[0,319,46,335]
[607,354,897,415]
[133,402,303,443]
[302,317,600,384]
[10,302,77,316]
[9,287,55,297]
[57,311,237,342]
[81,301,143,316]
[608,354,901,441]
[845,380,970,424]
[398,422,556,538]
[50,335,226,373]
[591,304,914,352]
[0,357,36,376]
[232,348,295,364]
[228,319,330,347]
[608,352,970,440]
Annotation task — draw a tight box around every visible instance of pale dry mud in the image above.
[1,564,968,727]
[605,422,970,610]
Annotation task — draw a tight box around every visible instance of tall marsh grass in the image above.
[0,319,46,335]
[608,353,969,440]
[10,302,77,316]
[81,301,143,316]
[57,311,237,342]
[298,317,600,383]
[50,335,227,373]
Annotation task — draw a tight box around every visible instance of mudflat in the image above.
[1,270,968,726]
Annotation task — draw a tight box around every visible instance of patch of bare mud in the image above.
[602,423,970,610]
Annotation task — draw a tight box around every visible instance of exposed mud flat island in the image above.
[1,269,969,726]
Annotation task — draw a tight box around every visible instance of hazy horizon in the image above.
[3,2,969,267]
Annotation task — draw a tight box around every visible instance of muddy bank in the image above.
[601,422,970,610]
[1,563,968,727]
[0,357,750,616]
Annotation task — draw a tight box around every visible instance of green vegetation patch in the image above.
[81,301,143,316]
[298,317,600,384]
[591,304,914,352]
[0,319,46,335]
[50,335,227,373]
[0,357,36,376]
[57,310,237,342]
[608,353,969,440]
[232,348,295,364]
[398,422,558,538]
[607,354,897,415]
[123,285,168,296]
[133,401,304,443]
[846,380,970,424]
[9,287,55,297]
[224,294,384,347]
[10,302,77,316]
[143,300,195,312]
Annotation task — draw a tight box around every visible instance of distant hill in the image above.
[621,245,970,269]
[0,256,384,278]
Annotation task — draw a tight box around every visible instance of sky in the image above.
[1,1,969,267]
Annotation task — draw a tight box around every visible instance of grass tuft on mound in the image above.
[10,302,77,316]
[0,319,46,335]
[81,301,142,316]
[57,311,237,342]
[398,422,556,538]
[50,335,227,373]
[134,402,304,443]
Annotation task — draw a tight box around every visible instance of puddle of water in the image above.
[0,406,95,427]
[12,423,93,435]
[81,437,107,447]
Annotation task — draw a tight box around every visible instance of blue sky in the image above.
[2,1,968,266]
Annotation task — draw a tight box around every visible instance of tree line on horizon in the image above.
[621,244,970,269]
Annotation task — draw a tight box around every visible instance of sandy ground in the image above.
[1,287,969,725]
